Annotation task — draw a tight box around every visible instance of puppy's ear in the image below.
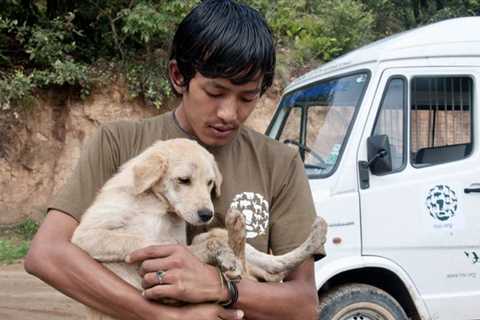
[212,161,223,198]
[133,152,168,195]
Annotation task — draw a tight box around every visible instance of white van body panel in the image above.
[269,17,480,320]
[357,66,480,319]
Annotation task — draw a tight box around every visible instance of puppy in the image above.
[71,138,326,319]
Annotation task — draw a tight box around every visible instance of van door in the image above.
[359,67,480,320]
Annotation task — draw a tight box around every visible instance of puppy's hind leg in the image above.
[247,216,327,276]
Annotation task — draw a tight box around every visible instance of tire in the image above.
[318,283,409,320]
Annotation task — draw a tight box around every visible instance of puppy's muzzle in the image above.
[198,208,213,223]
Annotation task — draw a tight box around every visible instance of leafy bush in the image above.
[125,60,172,109]
[122,3,171,45]
[22,15,77,67]
[1,0,479,109]
[0,240,29,264]
[15,218,39,241]
[253,0,374,65]
[0,12,91,108]
[0,70,34,110]
[0,218,38,264]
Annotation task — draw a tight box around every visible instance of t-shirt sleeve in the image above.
[48,125,121,221]
[269,152,319,256]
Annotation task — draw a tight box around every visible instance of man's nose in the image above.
[217,98,237,123]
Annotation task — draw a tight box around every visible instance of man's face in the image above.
[175,71,262,146]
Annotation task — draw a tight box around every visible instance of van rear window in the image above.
[410,76,473,167]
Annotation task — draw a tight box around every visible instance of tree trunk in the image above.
[411,0,421,24]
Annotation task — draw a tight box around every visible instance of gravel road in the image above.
[0,262,84,320]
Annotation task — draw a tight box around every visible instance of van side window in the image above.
[372,78,406,172]
[411,77,473,167]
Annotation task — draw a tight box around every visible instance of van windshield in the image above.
[267,72,369,178]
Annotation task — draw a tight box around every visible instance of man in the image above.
[25,1,321,319]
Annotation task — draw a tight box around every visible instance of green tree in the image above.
[1,0,479,110]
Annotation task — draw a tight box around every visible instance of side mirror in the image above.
[367,134,392,174]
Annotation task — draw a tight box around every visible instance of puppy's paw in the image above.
[306,217,328,256]
[224,267,242,280]
[217,251,243,280]
[225,208,245,234]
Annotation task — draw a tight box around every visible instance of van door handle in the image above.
[464,183,480,194]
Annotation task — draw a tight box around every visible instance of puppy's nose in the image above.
[198,208,213,222]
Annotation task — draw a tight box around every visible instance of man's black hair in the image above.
[170,0,276,96]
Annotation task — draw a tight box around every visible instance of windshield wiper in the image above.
[283,139,327,169]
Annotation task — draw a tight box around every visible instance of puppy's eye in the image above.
[207,180,214,187]
[177,177,191,185]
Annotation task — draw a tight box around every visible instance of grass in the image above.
[0,239,30,264]
[0,218,39,265]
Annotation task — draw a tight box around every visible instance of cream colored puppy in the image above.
[72,138,326,320]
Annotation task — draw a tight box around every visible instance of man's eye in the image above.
[241,94,259,103]
[206,91,222,98]
[177,177,191,185]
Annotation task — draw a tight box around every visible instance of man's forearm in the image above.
[24,211,178,320]
[234,259,319,320]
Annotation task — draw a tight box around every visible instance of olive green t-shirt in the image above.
[49,111,317,255]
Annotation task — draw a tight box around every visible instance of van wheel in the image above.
[318,283,408,320]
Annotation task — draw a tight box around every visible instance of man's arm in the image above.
[234,258,318,320]
[24,210,176,320]
[24,210,243,320]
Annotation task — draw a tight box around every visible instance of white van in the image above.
[266,17,480,320]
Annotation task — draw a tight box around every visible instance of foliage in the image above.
[125,59,173,109]
[22,15,77,67]
[0,0,479,109]
[0,239,29,264]
[0,12,91,108]
[248,0,375,64]
[0,218,38,264]
[14,218,39,241]
[297,0,375,63]
[0,70,34,110]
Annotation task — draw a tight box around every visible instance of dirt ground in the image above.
[0,262,84,320]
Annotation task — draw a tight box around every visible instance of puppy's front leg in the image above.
[225,208,247,272]
[190,231,243,279]
[72,228,152,262]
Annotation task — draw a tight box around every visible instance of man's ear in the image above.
[168,60,186,95]
[212,162,223,198]
[133,152,168,195]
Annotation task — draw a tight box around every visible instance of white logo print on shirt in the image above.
[230,192,269,238]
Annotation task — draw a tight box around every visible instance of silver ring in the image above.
[155,270,166,283]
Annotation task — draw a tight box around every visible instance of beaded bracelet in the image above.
[215,268,225,304]
[219,272,239,308]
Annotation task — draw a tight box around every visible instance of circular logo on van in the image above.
[426,185,458,221]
